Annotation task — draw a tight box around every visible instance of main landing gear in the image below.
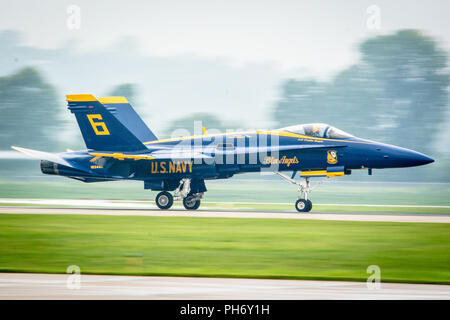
[276,173,315,213]
[155,191,173,210]
[155,178,204,210]
[183,195,201,210]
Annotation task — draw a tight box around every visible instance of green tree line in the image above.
[0,30,448,181]
[273,30,449,155]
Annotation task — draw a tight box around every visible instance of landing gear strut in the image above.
[295,177,312,212]
[276,173,314,213]
[174,178,203,210]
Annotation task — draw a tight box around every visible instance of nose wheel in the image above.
[295,199,312,212]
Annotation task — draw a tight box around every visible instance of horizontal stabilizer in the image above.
[89,152,155,162]
[11,146,88,172]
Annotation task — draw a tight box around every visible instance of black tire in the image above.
[183,196,201,210]
[295,199,312,212]
[155,191,173,210]
[305,199,312,212]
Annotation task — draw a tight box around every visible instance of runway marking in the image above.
[1,198,449,208]
[0,207,449,223]
[211,202,450,208]
[0,273,449,300]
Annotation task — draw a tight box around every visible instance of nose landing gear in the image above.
[294,177,313,212]
[295,198,312,212]
[276,172,315,213]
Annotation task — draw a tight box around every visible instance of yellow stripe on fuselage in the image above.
[89,152,154,161]
[143,130,372,145]
[300,170,327,176]
[326,171,345,177]
[300,170,345,177]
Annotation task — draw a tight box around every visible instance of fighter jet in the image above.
[12,94,434,212]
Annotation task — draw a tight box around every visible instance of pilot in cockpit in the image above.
[278,123,353,140]
[312,126,320,137]
[304,125,321,137]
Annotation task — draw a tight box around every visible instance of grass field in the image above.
[0,213,449,284]
[201,203,450,214]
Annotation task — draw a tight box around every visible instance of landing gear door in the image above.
[326,165,345,177]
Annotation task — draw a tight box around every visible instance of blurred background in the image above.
[1,0,450,288]
[0,0,449,199]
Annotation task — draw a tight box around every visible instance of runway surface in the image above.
[1,206,449,223]
[0,273,449,300]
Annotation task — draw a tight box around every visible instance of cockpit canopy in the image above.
[277,123,353,139]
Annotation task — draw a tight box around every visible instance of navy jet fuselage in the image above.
[13,95,434,212]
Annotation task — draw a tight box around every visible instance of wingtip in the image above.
[10,146,37,158]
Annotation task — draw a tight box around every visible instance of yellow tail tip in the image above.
[66,94,98,102]
[98,96,129,104]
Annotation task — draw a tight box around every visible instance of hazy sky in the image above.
[2,0,449,77]
[1,0,449,141]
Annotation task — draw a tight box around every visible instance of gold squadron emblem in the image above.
[327,150,338,164]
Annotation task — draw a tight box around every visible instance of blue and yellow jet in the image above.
[12,94,434,212]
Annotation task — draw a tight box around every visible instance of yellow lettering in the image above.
[87,114,110,135]
[151,162,158,173]
[150,160,196,174]
[263,156,299,167]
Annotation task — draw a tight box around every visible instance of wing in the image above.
[88,149,213,162]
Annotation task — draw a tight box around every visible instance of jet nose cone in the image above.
[386,147,435,168]
[416,154,434,165]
